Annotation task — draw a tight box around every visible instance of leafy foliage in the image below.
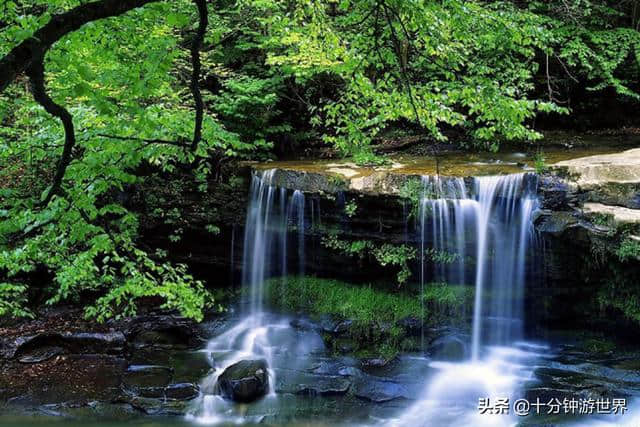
[616,237,640,262]
[1,0,639,320]
[321,233,416,285]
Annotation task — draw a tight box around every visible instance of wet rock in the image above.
[352,375,409,402]
[61,332,127,354]
[125,396,190,415]
[333,320,354,335]
[534,211,580,236]
[216,359,269,403]
[165,383,200,400]
[18,346,63,364]
[318,315,339,334]
[3,331,126,360]
[310,358,359,376]
[361,358,394,369]
[123,365,173,389]
[396,316,423,336]
[427,333,468,361]
[276,370,351,396]
[135,382,199,400]
[538,174,573,210]
[338,366,361,376]
[290,318,321,332]
[119,315,206,348]
[335,338,356,354]
[128,348,212,384]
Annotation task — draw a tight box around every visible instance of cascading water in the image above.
[190,170,548,426]
[395,173,544,426]
[188,169,306,424]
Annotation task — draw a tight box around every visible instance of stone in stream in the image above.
[132,382,200,400]
[216,359,269,403]
[427,332,468,361]
[123,365,173,389]
[275,368,352,396]
[352,375,409,403]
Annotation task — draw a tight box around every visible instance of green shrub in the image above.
[616,238,640,262]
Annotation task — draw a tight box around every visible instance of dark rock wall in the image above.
[137,167,640,341]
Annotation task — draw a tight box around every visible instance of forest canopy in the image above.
[1,0,639,321]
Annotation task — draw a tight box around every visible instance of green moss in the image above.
[265,276,422,324]
[264,276,424,359]
[591,212,615,228]
[582,338,615,354]
[423,282,474,324]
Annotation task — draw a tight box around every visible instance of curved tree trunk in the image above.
[26,59,76,205]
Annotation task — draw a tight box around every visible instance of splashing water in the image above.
[188,170,305,424]
[396,173,541,426]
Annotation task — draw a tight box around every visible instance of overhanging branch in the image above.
[0,0,163,93]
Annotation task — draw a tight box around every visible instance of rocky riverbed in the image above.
[3,308,640,426]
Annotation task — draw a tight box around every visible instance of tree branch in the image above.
[0,0,163,93]
[96,133,186,147]
[26,59,75,205]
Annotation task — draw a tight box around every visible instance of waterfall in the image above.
[397,173,541,427]
[241,170,306,322]
[470,174,538,358]
[188,169,306,423]
[419,173,538,357]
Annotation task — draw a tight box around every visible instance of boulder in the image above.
[2,331,126,360]
[119,315,206,348]
[216,359,269,403]
[427,333,468,361]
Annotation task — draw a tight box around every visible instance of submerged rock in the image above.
[275,370,351,396]
[216,359,269,403]
[123,365,173,389]
[352,375,409,402]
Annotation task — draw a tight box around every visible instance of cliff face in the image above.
[138,152,640,340]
